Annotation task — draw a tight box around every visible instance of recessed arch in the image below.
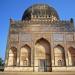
[35,38,50,44]
[20,44,31,66]
[68,47,75,66]
[54,44,66,66]
[8,47,17,66]
[35,38,52,72]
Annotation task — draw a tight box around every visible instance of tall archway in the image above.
[20,44,31,66]
[35,38,51,72]
[68,47,75,66]
[54,45,66,66]
[8,47,17,66]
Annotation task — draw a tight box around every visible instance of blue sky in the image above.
[0,0,75,60]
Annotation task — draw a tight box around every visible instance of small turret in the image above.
[10,18,15,25]
[70,18,74,24]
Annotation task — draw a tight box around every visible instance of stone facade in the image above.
[4,4,75,72]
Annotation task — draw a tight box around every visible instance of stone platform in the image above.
[0,72,75,75]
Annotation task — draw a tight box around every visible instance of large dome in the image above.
[22,4,59,21]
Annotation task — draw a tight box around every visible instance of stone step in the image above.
[0,72,75,75]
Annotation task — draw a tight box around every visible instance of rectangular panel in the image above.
[10,34,18,41]
[41,26,50,32]
[30,26,41,32]
[66,34,74,41]
[53,33,64,41]
[20,33,31,41]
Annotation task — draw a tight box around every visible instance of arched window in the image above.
[20,44,31,66]
[68,47,75,66]
[54,45,66,66]
[8,47,17,66]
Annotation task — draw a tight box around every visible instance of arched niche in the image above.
[68,47,75,66]
[35,38,52,72]
[8,47,17,66]
[20,44,31,66]
[54,45,66,66]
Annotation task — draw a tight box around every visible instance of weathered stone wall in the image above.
[5,20,75,72]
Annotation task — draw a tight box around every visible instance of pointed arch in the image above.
[35,38,50,44]
[35,38,52,72]
[8,47,17,66]
[68,47,75,66]
[54,44,66,66]
[20,44,31,66]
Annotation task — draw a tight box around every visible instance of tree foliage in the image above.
[0,58,3,66]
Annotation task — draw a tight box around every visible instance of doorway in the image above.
[35,38,52,72]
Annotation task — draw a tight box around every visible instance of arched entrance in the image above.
[20,44,31,66]
[68,47,75,66]
[54,45,66,66]
[8,47,17,66]
[35,38,51,72]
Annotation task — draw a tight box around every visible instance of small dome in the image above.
[22,4,59,20]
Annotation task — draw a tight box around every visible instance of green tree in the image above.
[0,58,3,66]
[0,58,4,71]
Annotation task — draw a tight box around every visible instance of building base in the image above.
[0,72,75,75]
